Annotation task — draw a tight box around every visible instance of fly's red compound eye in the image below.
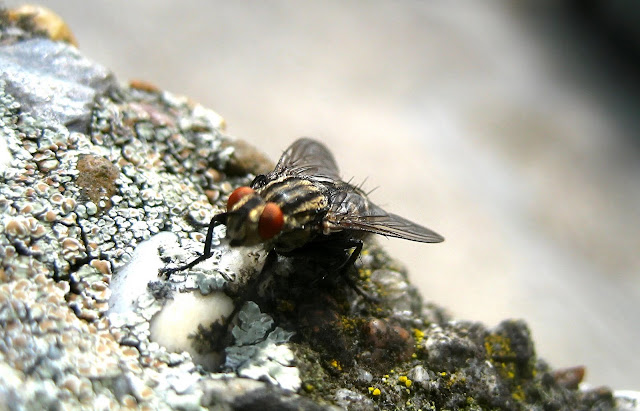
[259,202,284,240]
[227,186,255,211]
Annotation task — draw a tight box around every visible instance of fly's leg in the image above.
[160,212,228,277]
[334,238,377,300]
[305,238,378,301]
[338,238,363,276]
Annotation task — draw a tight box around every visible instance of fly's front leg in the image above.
[160,212,228,277]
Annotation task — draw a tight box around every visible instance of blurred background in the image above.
[11,0,639,389]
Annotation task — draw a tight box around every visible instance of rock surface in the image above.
[0,8,627,410]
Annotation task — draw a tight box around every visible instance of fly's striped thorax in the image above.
[257,175,328,229]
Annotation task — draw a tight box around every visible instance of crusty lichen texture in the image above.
[0,8,619,410]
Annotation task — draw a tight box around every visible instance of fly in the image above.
[162,137,443,284]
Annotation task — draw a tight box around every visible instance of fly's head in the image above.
[225,186,284,246]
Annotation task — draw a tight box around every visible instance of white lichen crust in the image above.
[0,20,622,411]
[0,28,314,409]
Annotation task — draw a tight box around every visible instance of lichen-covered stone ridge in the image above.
[0,11,623,410]
[0,28,259,408]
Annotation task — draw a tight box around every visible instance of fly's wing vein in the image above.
[326,189,444,243]
[273,138,341,180]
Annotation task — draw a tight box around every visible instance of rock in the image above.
[0,7,628,410]
[5,5,78,47]
[0,36,114,131]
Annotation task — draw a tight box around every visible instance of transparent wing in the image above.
[326,188,444,243]
[272,138,341,180]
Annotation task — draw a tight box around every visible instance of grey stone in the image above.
[0,38,115,131]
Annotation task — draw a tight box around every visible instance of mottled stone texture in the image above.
[0,8,621,410]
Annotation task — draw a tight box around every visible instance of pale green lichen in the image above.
[225,302,300,391]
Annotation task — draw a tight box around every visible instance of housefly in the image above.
[162,138,443,283]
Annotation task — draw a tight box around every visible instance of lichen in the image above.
[223,302,299,391]
[0,15,624,410]
[76,154,119,212]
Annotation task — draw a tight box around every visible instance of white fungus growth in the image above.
[150,290,233,370]
[107,232,237,370]
[108,232,176,314]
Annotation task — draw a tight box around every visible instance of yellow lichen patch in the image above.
[499,362,517,379]
[358,267,372,280]
[445,373,467,389]
[398,375,413,388]
[329,359,342,371]
[339,316,359,333]
[413,328,425,344]
[484,333,523,379]
[484,333,512,359]
[512,385,526,401]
